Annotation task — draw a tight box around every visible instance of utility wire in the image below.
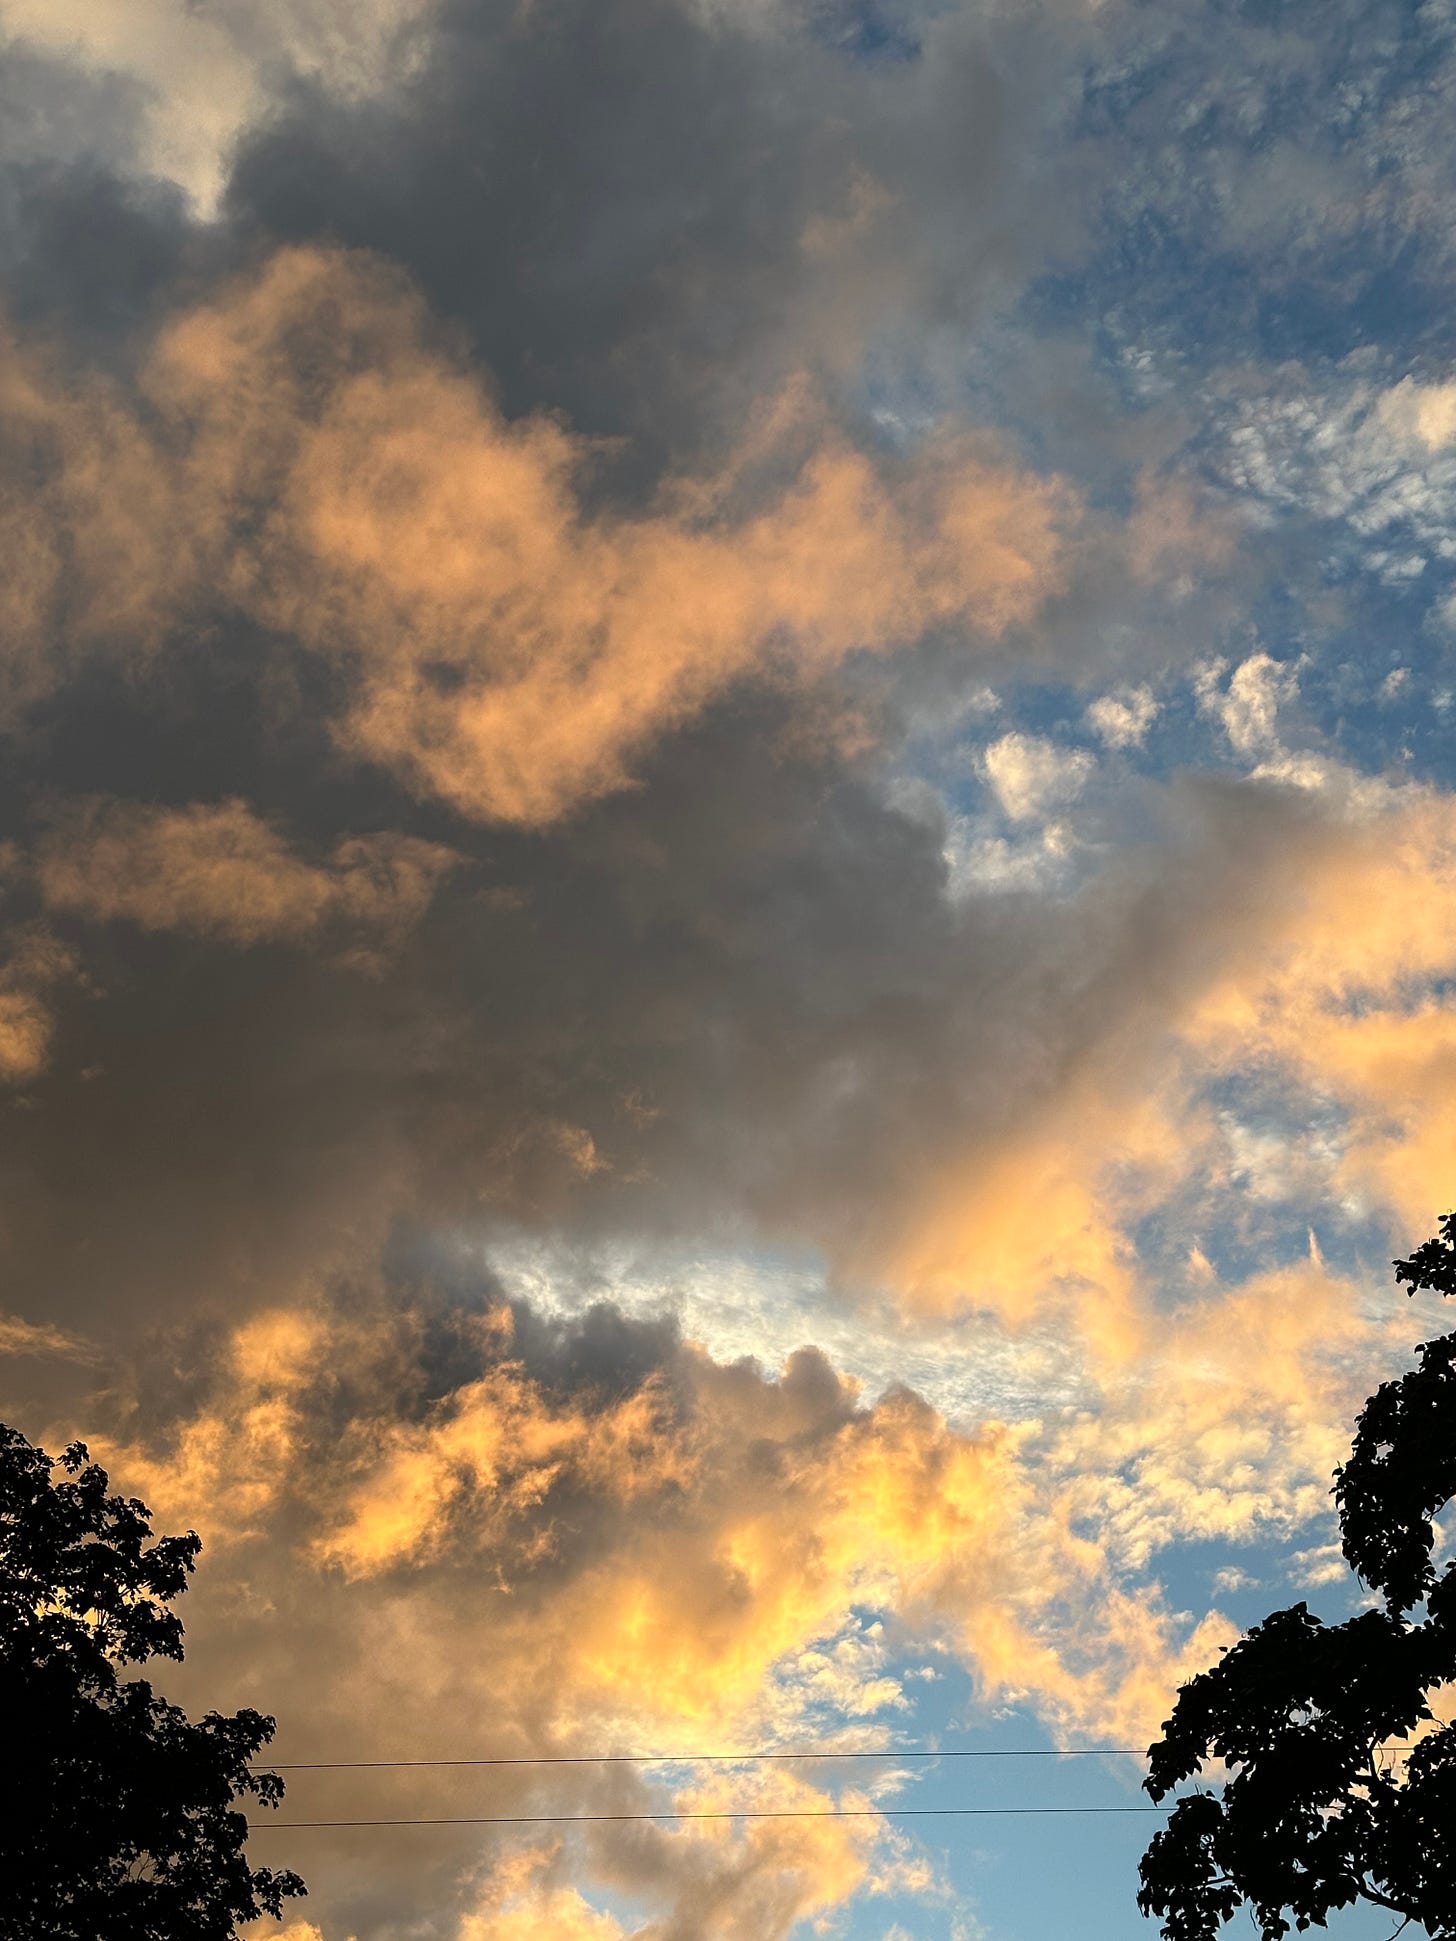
[255,1746,1150,1772]
[250,1804,1179,1830]
[254,1739,1427,1774]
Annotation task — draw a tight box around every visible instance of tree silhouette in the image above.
[0,1422,304,1938]
[1139,1215,1456,1940]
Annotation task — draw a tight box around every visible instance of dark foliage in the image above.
[1138,1213,1456,1940]
[0,1422,304,1938]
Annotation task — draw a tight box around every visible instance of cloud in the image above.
[0,0,436,211]
[1050,1258,1383,1577]
[978,732,1094,821]
[221,0,1103,473]
[94,1278,1339,1772]
[78,1298,1003,1931]
[2,632,1447,1388]
[1375,377,1456,455]
[583,1767,897,1941]
[1211,366,1456,591]
[458,1845,628,1941]
[1195,653,1300,760]
[1181,779,1456,1235]
[62,785,1446,1924]
[780,758,1456,1351]
[35,797,457,949]
[0,926,78,1086]
[454,1777,919,1941]
[1086,685,1159,750]
[7,4,1456,1939]
[3,246,1072,827]
[0,1312,90,1357]
[70,1239,1420,1941]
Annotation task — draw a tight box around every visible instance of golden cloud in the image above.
[455,1770,896,1941]
[1049,1258,1383,1577]
[35,797,458,950]
[458,1844,628,1941]
[2,248,1072,827]
[83,1208,1420,1940]
[0,926,80,1087]
[0,1312,91,1358]
[1182,782,1456,1234]
[847,771,1456,1343]
[96,1290,1270,1757]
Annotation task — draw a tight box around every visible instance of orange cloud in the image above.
[0,1312,90,1358]
[838,771,1456,1347]
[35,797,457,950]
[0,926,80,1086]
[459,1844,627,1941]
[585,1767,894,1941]
[0,325,206,711]
[2,248,1072,827]
[1050,1258,1385,1577]
[1183,781,1456,1234]
[79,1222,1427,1941]
[98,1293,1248,1758]
[456,1771,897,1941]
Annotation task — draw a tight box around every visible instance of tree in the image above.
[1138,1214,1456,1940]
[0,1422,305,1938]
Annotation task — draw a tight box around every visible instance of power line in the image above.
[253,1737,1433,1775]
[255,1746,1150,1772]
[250,1804,1179,1830]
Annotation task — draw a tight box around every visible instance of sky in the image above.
[2,0,1455,1936]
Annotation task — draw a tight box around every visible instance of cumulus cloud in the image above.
[978,731,1094,821]
[2,247,1071,826]
[62,1232,1413,1929]
[457,1845,630,1941]
[77,1298,1006,1931]
[96,1269,1381,1772]
[35,798,458,949]
[1195,652,1299,759]
[1086,685,1159,750]
[54,1313,1243,1941]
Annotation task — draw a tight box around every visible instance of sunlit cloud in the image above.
[1,248,1072,827]
[35,798,458,951]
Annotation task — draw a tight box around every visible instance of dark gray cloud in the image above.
[0,41,202,353]
[0,629,1348,1378]
[225,0,1094,477]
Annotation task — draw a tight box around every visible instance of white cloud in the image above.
[1086,685,1160,750]
[1288,1542,1347,1588]
[1195,652,1299,758]
[1211,1564,1257,1595]
[978,732,1094,822]
[1215,366,1456,586]
[943,820,1079,897]
[1375,377,1456,454]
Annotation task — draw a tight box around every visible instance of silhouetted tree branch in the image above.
[1138,1212,1456,1941]
[0,1423,305,1938]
